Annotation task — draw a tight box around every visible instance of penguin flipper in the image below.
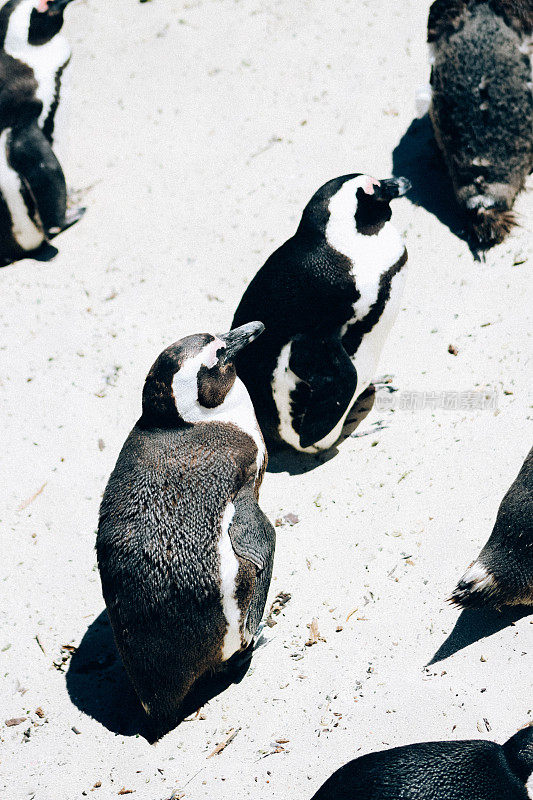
[228,482,275,636]
[289,334,357,450]
[8,123,67,233]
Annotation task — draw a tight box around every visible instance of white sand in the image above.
[1,1,531,798]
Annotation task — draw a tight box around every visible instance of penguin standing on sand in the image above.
[450,446,533,608]
[0,0,76,155]
[232,173,410,454]
[426,0,533,249]
[310,724,533,800]
[0,46,82,262]
[97,323,276,739]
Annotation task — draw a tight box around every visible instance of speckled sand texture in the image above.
[1,1,532,799]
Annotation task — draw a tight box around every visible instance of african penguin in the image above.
[96,322,276,739]
[232,173,410,454]
[450,446,533,608]
[310,725,533,800]
[0,0,75,157]
[426,0,533,249]
[0,46,82,262]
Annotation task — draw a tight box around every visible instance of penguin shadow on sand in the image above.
[66,610,254,742]
[392,115,471,250]
[267,384,387,475]
[427,605,532,665]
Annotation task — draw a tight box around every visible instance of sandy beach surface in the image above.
[1,1,532,798]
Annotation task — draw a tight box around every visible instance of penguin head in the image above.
[141,322,265,429]
[29,0,74,45]
[1,0,73,47]
[298,173,411,240]
[0,0,72,47]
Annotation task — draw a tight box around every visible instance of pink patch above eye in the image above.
[362,176,381,195]
[203,338,224,368]
[37,0,50,12]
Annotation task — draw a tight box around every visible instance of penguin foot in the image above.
[448,562,501,608]
[222,640,255,672]
[348,419,388,440]
[47,206,86,239]
[340,385,377,441]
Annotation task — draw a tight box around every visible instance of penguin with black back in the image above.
[232,173,410,454]
[96,323,276,740]
[0,0,83,262]
[0,49,69,261]
[311,724,533,800]
[450,446,533,608]
[427,0,533,249]
[0,0,76,151]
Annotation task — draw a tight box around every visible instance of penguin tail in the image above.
[448,561,501,608]
[468,206,518,249]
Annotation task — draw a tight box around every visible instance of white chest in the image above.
[330,211,407,385]
[272,213,407,453]
[0,129,44,251]
[326,216,406,320]
[342,262,408,393]
[4,4,71,128]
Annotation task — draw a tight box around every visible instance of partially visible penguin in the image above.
[96,323,276,739]
[450,446,533,608]
[427,0,533,249]
[0,0,76,159]
[232,174,410,454]
[0,47,82,262]
[310,724,533,800]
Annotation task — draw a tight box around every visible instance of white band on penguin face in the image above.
[202,338,225,369]
[327,174,380,235]
[171,340,224,419]
[171,341,264,475]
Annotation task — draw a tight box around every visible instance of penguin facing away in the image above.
[427,0,533,249]
[96,323,276,739]
[0,45,82,262]
[311,725,533,800]
[0,0,75,151]
[232,173,410,454]
[450,446,533,608]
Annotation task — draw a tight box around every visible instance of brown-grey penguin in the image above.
[450,446,533,608]
[232,173,410,454]
[310,724,533,800]
[96,322,276,738]
[426,0,533,248]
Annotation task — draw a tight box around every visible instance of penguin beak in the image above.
[374,177,411,201]
[217,321,265,363]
